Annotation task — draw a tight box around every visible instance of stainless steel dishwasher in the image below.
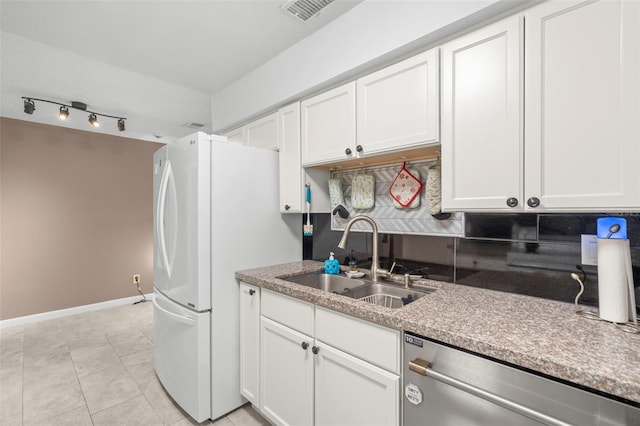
[403,332,640,426]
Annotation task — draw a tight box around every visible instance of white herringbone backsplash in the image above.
[330,160,463,236]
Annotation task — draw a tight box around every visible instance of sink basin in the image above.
[348,283,434,309]
[283,272,365,294]
[280,271,435,308]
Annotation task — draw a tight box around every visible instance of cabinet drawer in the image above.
[315,307,400,374]
[261,289,314,336]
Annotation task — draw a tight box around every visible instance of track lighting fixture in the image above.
[21,97,126,131]
[59,106,69,120]
[88,113,99,127]
[24,99,36,114]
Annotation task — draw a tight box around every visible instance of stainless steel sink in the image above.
[283,272,365,294]
[348,283,434,309]
[280,271,434,308]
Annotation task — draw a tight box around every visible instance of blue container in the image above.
[596,217,627,239]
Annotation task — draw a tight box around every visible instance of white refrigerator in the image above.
[152,132,301,422]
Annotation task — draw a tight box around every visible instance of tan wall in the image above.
[0,118,162,320]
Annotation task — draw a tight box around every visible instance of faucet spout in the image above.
[337,215,387,282]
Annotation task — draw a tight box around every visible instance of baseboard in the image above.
[0,293,155,329]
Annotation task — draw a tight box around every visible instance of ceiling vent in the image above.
[281,0,335,22]
[182,122,205,129]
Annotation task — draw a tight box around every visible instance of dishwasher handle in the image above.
[408,358,574,426]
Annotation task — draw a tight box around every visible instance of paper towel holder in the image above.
[570,273,639,334]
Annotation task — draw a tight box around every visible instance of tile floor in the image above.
[0,301,270,426]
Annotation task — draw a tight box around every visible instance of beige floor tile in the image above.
[122,350,156,386]
[226,405,270,426]
[66,328,111,352]
[91,395,162,426]
[0,395,22,426]
[120,348,152,365]
[33,406,92,426]
[0,333,24,370]
[70,343,122,377]
[0,365,23,402]
[0,325,24,339]
[23,377,85,425]
[106,328,152,357]
[22,327,69,358]
[211,417,234,426]
[78,364,141,414]
[139,376,186,425]
[23,352,78,389]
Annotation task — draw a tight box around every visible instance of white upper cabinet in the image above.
[356,49,439,156]
[245,113,278,151]
[442,0,640,212]
[524,0,640,211]
[278,102,331,214]
[301,50,441,167]
[222,113,278,150]
[301,82,357,166]
[278,103,303,213]
[222,126,245,145]
[441,15,524,211]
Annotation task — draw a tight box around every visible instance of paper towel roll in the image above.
[597,239,631,323]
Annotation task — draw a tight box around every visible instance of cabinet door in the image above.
[278,103,303,213]
[357,49,439,156]
[245,113,278,150]
[260,317,314,426]
[441,16,524,211]
[524,0,640,211]
[315,343,399,426]
[223,127,245,145]
[239,283,260,406]
[301,82,356,166]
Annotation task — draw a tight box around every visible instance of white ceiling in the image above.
[0,0,362,142]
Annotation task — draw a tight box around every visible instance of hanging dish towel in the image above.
[351,174,375,209]
[426,161,451,219]
[389,162,423,208]
[328,178,349,218]
[392,167,421,209]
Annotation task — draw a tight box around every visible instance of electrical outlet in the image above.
[132,274,141,285]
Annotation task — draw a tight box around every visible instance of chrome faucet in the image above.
[337,215,388,282]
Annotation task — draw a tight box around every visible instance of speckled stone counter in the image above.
[236,260,640,406]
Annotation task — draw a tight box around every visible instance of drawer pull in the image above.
[408,358,572,426]
[301,341,309,350]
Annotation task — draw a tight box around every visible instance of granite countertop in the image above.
[236,260,640,406]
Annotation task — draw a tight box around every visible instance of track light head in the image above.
[88,113,99,127]
[117,118,126,132]
[59,106,69,120]
[24,99,36,114]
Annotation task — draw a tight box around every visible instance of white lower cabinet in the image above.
[250,289,400,426]
[315,342,399,426]
[239,283,260,406]
[260,317,314,426]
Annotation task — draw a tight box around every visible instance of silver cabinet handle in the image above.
[408,358,573,426]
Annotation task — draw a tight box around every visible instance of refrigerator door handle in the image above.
[156,161,173,277]
[153,297,196,325]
